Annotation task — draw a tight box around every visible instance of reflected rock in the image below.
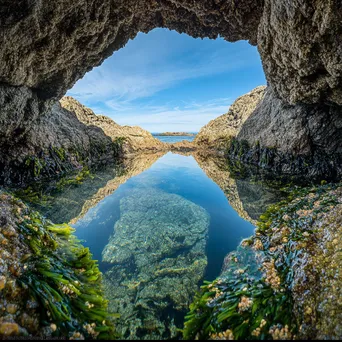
[193,152,283,224]
[70,152,166,224]
[102,188,209,340]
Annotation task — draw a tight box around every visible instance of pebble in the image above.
[0,322,19,336]
[0,276,6,290]
[7,304,18,314]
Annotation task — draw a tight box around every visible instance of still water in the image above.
[72,153,255,339]
[17,152,282,340]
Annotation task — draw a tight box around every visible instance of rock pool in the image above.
[15,152,283,340]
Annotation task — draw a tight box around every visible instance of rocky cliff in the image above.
[195,86,266,150]
[60,97,166,154]
[0,94,166,186]
[0,1,341,179]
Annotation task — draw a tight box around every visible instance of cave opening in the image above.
[66,28,266,135]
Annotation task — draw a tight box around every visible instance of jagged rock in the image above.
[238,87,342,156]
[195,86,266,150]
[60,97,167,153]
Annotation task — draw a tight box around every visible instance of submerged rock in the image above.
[102,188,210,340]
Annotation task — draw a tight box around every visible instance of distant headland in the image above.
[153,132,197,136]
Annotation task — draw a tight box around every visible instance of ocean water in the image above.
[152,134,196,143]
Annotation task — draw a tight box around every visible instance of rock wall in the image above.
[0,91,119,186]
[195,86,266,150]
[1,1,342,177]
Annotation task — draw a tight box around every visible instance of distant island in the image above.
[153,132,197,136]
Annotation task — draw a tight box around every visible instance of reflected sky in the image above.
[73,153,255,280]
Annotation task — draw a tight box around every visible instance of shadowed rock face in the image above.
[0,0,262,99]
[238,87,342,156]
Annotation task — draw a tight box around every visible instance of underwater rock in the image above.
[183,183,342,340]
[70,152,166,224]
[102,188,209,340]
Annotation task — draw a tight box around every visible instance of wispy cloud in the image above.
[67,28,264,131]
[92,97,232,132]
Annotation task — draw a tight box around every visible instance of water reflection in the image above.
[14,151,285,340]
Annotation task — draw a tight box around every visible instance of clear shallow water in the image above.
[152,135,196,143]
[71,153,255,339]
[74,153,255,279]
[15,152,283,340]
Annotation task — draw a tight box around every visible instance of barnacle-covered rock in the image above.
[183,183,342,340]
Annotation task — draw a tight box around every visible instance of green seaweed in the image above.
[183,182,341,340]
[11,198,118,339]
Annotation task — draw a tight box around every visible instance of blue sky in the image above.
[68,28,266,132]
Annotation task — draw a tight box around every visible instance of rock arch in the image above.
[0,0,262,99]
[0,0,341,184]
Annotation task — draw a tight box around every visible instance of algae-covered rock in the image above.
[0,191,115,339]
[183,183,342,340]
[102,188,210,340]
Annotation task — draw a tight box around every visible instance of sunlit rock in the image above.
[195,86,266,151]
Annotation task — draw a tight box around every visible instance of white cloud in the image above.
[95,97,232,132]
[67,29,263,132]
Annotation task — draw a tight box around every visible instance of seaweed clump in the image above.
[183,182,342,340]
[0,191,116,339]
